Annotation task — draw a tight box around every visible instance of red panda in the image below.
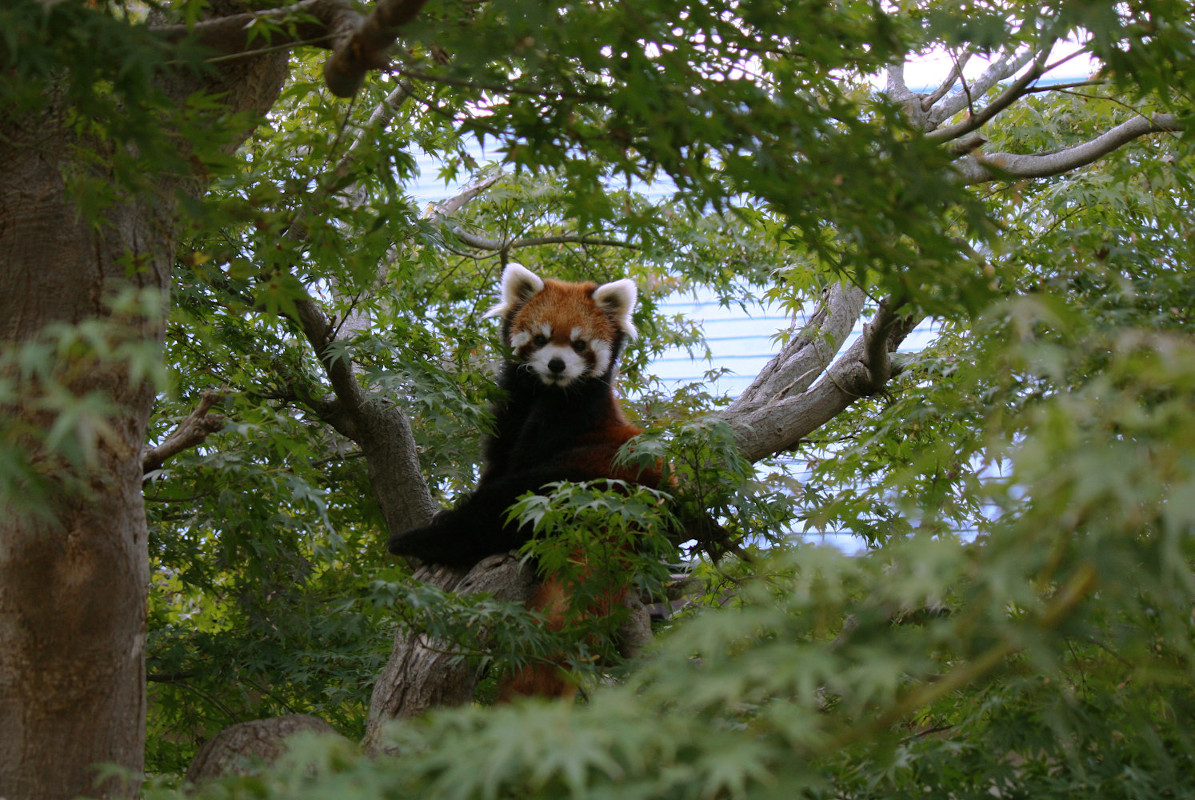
[388,263,661,697]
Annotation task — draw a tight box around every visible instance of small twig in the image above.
[922,48,974,111]
[1024,80,1105,95]
[199,36,333,64]
[328,290,366,341]
[1042,47,1092,76]
[959,66,975,118]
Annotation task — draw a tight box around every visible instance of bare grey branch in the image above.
[927,47,1038,126]
[141,390,226,474]
[922,48,974,111]
[718,287,920,463]
[955,114,1182,184]
[927,44,1054,143]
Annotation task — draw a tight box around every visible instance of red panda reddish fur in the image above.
[388,263,660,699]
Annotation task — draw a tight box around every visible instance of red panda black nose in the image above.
[547,357,566,374]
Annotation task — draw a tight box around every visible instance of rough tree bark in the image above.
[0,1,441,791]
[185,715,347,786]
[0,6,311,797]
[0,111,166,796]
[362,555,536,752]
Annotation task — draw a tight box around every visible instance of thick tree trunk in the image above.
[0,30,288,799]
[362,555,536,753]
[0,113,167,800]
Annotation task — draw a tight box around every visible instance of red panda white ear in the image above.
[483,263,544,319]
[593,278,638,339]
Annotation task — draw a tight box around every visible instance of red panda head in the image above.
[484,263,638,388]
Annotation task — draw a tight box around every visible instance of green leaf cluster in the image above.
[1,287,168,519]
[510,480,677,664]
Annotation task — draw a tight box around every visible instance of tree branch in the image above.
[423,176,639,254]
[859,297,918,394]
[153,0,429,98]
[921,48,975,112]
[927,44,1054,143]
[141,390,226,474]
[885,63,914,104]
[323,0,432,97]
[954,113,1182,184]
[151,0,361,55]
[342,81,416,170]
[719,294,920,463]
[292,296,366,414]
[289,293,438,534]
[927,47,1038,127]
[426,174,505,219]
[363,554,537,753]
[726,283,867,419]
[885,62,928,129]
[450,228,640,253]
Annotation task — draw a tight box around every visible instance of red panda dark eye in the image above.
[571,340,587,354]
[533,334,548,347]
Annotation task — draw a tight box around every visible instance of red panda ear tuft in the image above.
[593,278,638,339]
[483,263,544,320]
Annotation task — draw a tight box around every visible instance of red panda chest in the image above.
[507,282,618,388]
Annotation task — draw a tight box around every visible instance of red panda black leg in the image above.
[386,466,591,569]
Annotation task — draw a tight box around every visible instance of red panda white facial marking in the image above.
[485,263,637,389]
[513,312,613,388]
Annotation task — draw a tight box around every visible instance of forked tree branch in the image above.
[927,47,1038,127]
[927,43,1055,143]
[726,282,867,418]
[719,292,919,463]
[922,48,974,111]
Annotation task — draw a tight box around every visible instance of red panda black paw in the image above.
[387,524,472,569]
